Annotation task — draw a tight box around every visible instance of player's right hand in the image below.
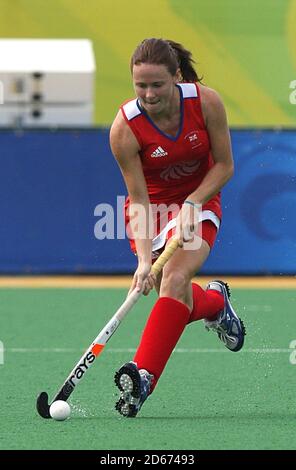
[129,261,156,296]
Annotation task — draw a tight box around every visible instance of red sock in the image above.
[188,283,224,323]
[133,297,190,392]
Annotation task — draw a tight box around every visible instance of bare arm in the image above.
[175,87,233,246]
[187,86,234,205]
[110,111,154,293]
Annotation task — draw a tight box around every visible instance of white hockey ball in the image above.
[49,400,71,421]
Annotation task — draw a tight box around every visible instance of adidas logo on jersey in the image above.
[151,146,168,158]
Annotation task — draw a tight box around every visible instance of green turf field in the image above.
[1,286,295,450]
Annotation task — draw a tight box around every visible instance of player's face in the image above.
[133,63,178,115]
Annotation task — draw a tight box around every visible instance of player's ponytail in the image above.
[166,40,202,83]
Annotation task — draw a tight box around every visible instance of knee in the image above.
[160,269,189,299]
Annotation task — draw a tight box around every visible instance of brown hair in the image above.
[130,38,202,83]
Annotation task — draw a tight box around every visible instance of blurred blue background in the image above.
[1,129,295,274]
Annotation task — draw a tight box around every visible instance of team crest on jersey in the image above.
[185,131,202,150]
[189,133,198,142]
[160,160,201,181]
[151,146,168,158]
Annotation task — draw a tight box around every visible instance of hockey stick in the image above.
[36,238,179,418]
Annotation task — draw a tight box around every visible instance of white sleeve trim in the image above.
[178,83,198,98]
[122,99,141,120]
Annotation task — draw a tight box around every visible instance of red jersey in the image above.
[120,82,221,220]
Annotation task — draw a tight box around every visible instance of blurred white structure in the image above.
[0,39,96,127]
